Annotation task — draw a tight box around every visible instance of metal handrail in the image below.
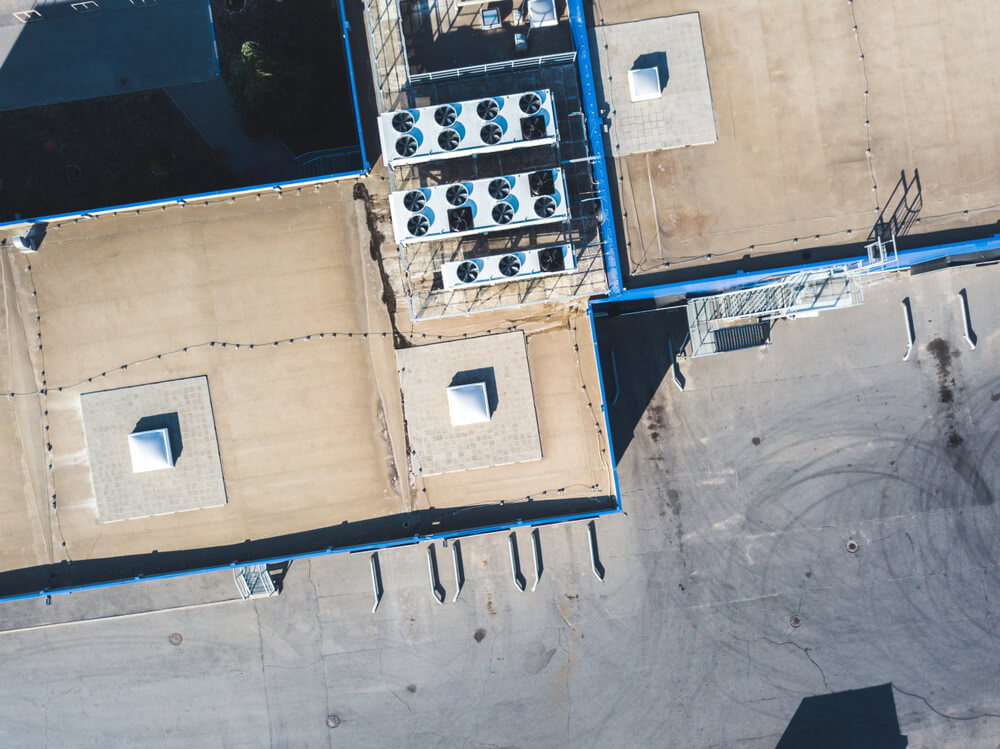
[409,52,577,83]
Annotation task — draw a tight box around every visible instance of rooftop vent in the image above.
[128,428,175,473]
[628,67,662,102]
[447,382,491,426]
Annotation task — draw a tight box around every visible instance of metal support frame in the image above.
[451,540,465,602]
[370,552,384,613]
[901,298,915,361]
[508,533,526,592]
[408,52,577,84]
[427,544,445,604]
[863,233,900,276]
[685,266,866,357]
[587,520,605,581]
[530,528,543,592]
[959,289,976,351]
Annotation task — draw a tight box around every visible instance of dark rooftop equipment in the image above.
[447,206,474,232]
[519,114,548,140]
[528,169,555,196]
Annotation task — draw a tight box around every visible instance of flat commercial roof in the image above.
[0,183,404,572]
[597,0,1000,286]
[0,0,219,112]
[0,178,613,586]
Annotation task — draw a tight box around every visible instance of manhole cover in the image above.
[326,715,341,729]
[168,632,183,646]
[789,615,802,629]
[847,540,859,553]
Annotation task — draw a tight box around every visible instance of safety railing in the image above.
[409,51,577,84]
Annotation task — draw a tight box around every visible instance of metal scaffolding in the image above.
[685,234,901,358]
[686,266,865,357]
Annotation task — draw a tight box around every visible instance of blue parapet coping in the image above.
[337,0,369,172]
[567,0,623,296]
[600,233,1000,306]
[0,168,366,229]
[0,506,621,603]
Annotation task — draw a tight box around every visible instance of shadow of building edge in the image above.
[592,302,683,464]
[0,494,616,600]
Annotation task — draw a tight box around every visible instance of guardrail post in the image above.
[959,289,977,350]
[530,528,543,592]
[587,520,605,581]
[370,552,383,613]
[451,540,465,602]
[901,297,915,361]
[508,533,526,592]
[427,545,445,604]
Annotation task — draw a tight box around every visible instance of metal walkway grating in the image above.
[686,266,867,357]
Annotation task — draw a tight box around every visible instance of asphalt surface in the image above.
[1,263,999,747]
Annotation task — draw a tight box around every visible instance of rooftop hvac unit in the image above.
[379,90,558,167]
[389,168,570,245]
[441,245,577,290]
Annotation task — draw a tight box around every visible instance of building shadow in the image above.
[777,683,908,749]
[870,169,922,243]
[450,367,499,417]
[0,493,616,599]
[632,51,668,91]
[592,299,686,463]
[266,560,291,593]
[133,412,183,463]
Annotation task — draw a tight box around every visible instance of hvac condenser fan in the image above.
[445,183,469,206]
[456,261,480,283]
[498,254,522,277]
[534,196,557,218]
[403,190,426,212]
[491,202,514,224]
[480,123,503,145]
[476,98,500,121]
[538,248,565,272]
[434,105,457,127]
[488,178,511,200]
[407,214,430,237]
[391,111,415,133]
[519,92,542,114]
[438,129,461,151]
[395,135,418,157]
[447,207,473,232]
[520,115,547,140]
[528,169,555,196]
